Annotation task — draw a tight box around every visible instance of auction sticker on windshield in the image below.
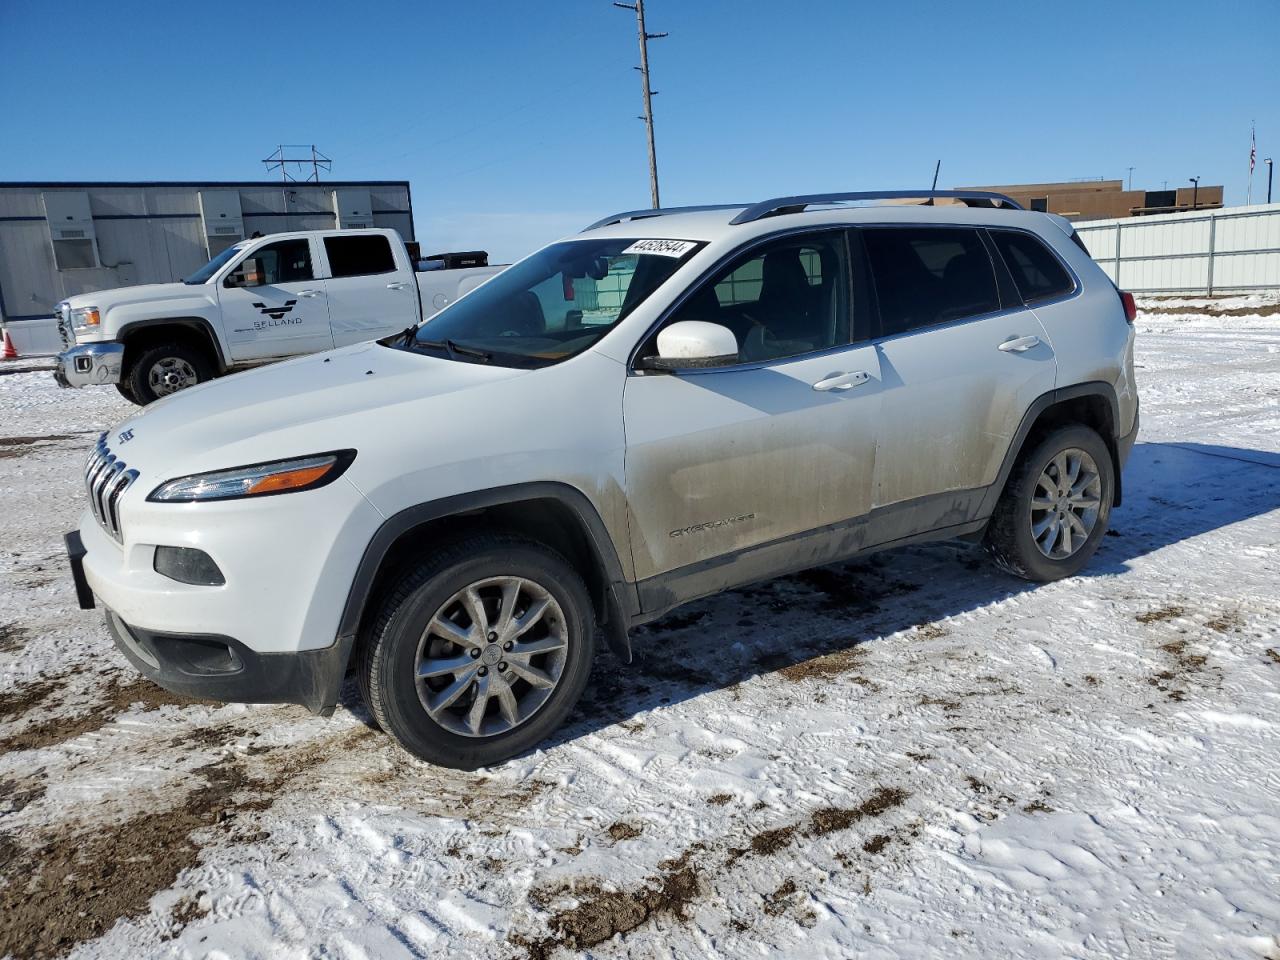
[622,239,700,258]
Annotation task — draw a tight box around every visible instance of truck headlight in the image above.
[72,306,101,328]
[147,451,356,503]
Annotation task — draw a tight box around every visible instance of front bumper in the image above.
[104,608,352,715]
[54,342,124,388]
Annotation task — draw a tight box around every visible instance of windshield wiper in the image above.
[414,338,494,363]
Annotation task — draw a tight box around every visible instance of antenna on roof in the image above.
[925,159,941,205]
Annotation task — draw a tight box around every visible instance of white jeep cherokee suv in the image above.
[66,190,1139,769]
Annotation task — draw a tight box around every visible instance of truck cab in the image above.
[54,228,503,404]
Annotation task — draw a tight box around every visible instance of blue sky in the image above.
[2,0,1276,261]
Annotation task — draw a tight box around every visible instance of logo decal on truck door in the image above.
[251,300,298,321]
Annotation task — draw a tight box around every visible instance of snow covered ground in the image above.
[1,298,1278,960]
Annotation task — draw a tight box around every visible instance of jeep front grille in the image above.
[85,433,138,542]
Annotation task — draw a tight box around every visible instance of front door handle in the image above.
[386,281,412,291]
[297,289,324,298]
[998,335,1041,353]
[812,370,870,392]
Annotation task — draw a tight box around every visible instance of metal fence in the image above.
[1073,202,1280,295]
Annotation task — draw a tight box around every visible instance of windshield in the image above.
[404,237,703,367]
[183,243,244,284]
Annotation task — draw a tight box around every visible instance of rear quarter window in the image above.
[325,235,397,278]
[991,230,1075,302]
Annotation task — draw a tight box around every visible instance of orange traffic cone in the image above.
[0,328,17,360]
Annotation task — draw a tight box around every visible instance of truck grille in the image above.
[57,303,74,349]
[85,433,138,542]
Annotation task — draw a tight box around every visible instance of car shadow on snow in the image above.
[550,440,1280,748]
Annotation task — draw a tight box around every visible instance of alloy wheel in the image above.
[1028,447,1103,560]
[414,576,568,737]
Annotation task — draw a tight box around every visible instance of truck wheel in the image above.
[358,535,596,770]
[115,382,138,404]
[984,424,1114,582]
[126,342,212,404]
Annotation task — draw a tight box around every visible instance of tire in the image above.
[984,424,1114,582]
[125,341,213,405]
[357,535,596,769]
[114,382,139,405]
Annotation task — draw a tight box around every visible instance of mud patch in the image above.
[778,645,867,683]
[1205,611,1243,633]
[162,893,210,941]
[0,674,206,753]
[0,777,46,815]
[706,793,733,807]
[606,821,642,842]
[763,877,798,916]
[517,848,701,959]
[1266,649,1280,666]
[1141,302,1280,318]
[0,757,274,959]
[779,563,918,614]
[0,434,86,460]
[1148,639,1211,702]
[736,786,910,862]
[0,623,31,654]
[1136,604,1185,624]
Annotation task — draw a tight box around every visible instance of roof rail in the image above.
[728,190,1023,225]
[583,204,748,232]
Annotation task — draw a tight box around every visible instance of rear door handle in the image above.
[998,335,1041,353]
[386,281,412,291]
[812,370,870,392]
[297,289,324,298]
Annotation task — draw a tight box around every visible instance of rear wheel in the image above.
[125,341,213,405]
[357,535,596,769]
[984,424,1114,582]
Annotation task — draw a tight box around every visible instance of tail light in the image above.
[1120,290,1137,324]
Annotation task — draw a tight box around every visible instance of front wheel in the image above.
[357,536,596,769]
[125,342,213,405]
[984,424,1115,582]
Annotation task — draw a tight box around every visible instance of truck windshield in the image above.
[404,237,703,367]
[183,244,244,284]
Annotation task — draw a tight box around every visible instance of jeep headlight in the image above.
[147,451,356,503]
[72,306,102,329]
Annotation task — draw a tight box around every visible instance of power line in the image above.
[614,0,665,208]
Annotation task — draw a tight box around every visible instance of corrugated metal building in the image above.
[0,181,414,323]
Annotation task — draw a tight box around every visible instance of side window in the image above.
[990,230,1074,302]
[324,234,396,278]
[658,232,849,364]
[247,239,313,285]
[862,227,999,337]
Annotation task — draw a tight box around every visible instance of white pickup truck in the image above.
[53,228,504,404]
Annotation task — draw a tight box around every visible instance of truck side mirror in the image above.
[226,258,264,288]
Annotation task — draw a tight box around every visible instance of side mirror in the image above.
[226,258,264,288]
[640,320,739,371]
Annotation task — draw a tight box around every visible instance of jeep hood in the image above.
[107,342,529,477]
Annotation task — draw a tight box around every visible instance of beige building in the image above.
[957,180,1224,220]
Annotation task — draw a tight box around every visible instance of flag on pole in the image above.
[1248,124,1256,205]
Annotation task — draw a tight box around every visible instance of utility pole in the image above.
[1266,158,1274,205]
[1126,166,1135,191]
[614,0,665,208]
[1189,176,1200,210]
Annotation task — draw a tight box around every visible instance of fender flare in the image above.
[335,481,637,663]
[979,380,1124,518]
[117,316,229,372]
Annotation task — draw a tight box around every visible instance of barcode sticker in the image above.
[622,239,699,258]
